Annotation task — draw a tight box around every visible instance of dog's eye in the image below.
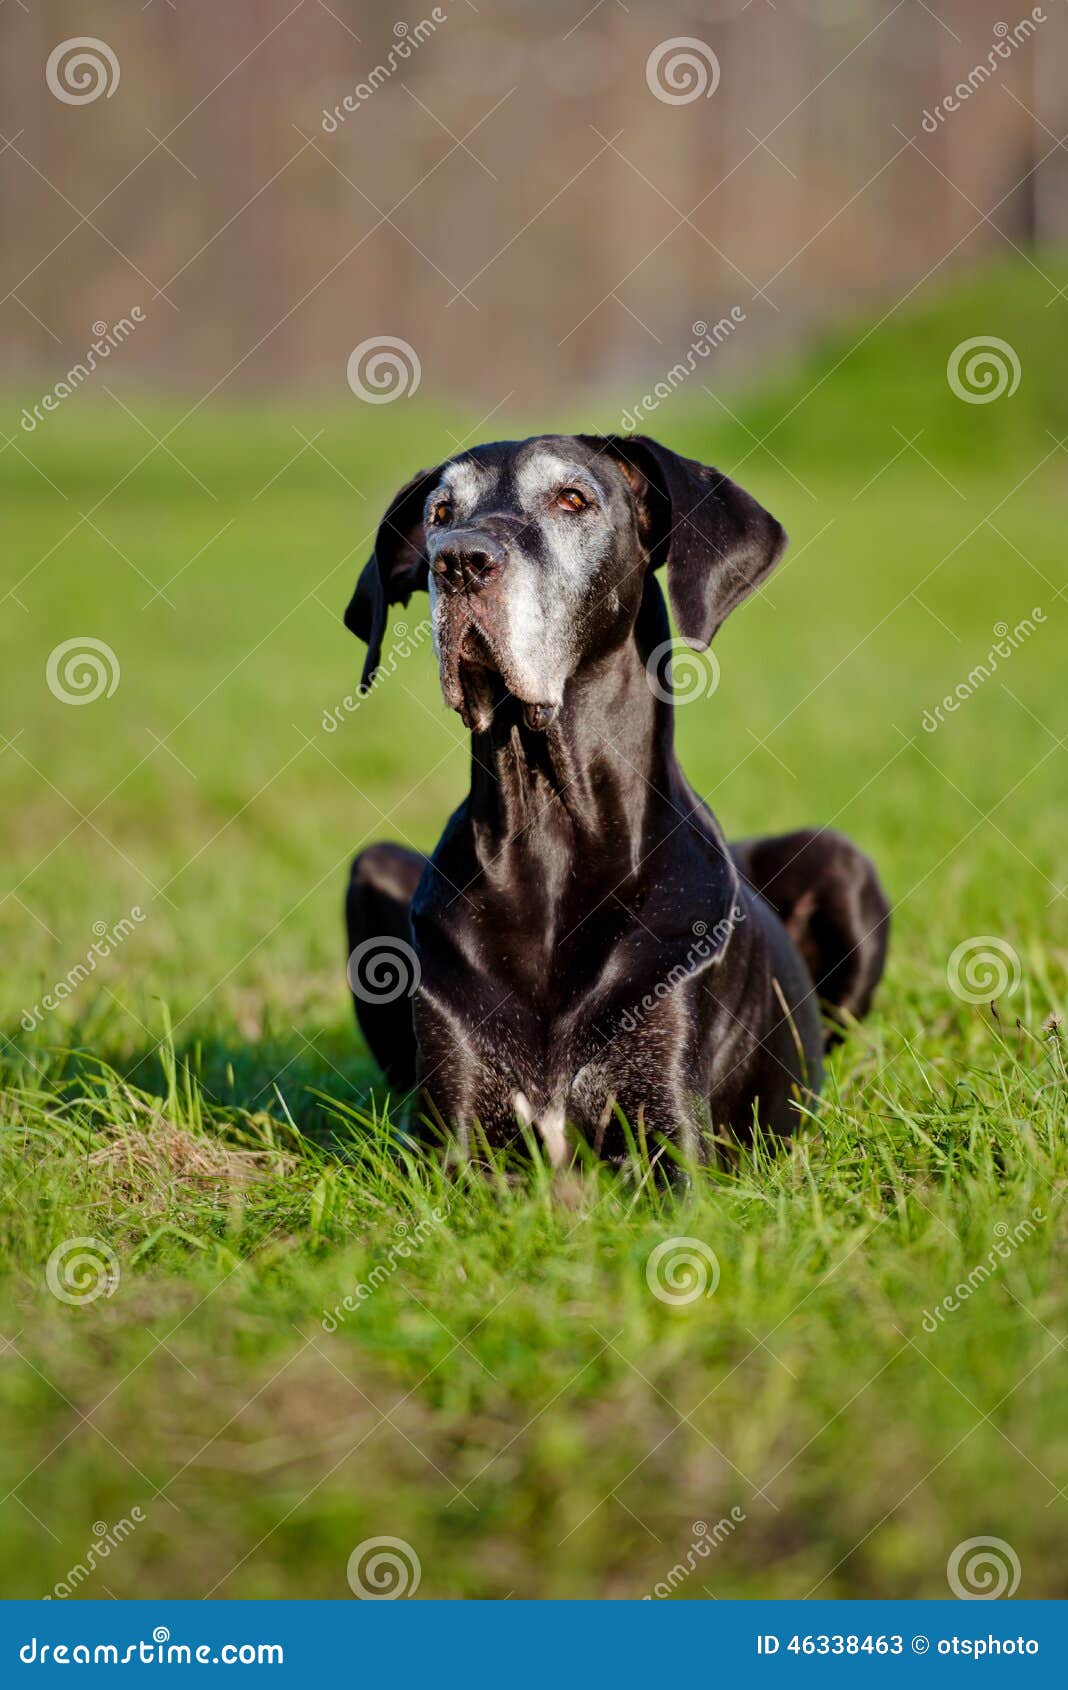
[556,487,588,512]
[430,500,452,526]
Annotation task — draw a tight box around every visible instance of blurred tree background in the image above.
[3,0,1067,409]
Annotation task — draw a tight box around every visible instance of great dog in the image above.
[343,434,888,1170]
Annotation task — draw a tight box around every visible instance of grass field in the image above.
[2,256,1067,1600]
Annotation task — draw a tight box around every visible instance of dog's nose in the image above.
[430,532,504,596]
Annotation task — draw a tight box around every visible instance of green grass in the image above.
[1,254,1066,1599]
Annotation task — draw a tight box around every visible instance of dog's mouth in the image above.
[444,615,502,732]
[437,604,557,734]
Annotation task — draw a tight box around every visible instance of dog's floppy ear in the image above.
[344,464,443,690]
[584,434,787,648]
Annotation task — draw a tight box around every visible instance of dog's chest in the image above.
[416,942,696,1156]
[413,839,737,1149]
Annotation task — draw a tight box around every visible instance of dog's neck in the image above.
[465,580,689,880]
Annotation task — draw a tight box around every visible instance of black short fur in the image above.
[342,435,889,1168]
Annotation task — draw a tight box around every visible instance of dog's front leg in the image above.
[573,1060,705,1179]
[412,992,521,1162]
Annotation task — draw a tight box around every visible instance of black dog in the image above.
[343,435,888,1169]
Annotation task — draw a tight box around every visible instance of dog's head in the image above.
[345,434,787,731]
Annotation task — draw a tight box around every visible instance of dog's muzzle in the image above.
[430,531,557,733]
[429,529,505,597]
